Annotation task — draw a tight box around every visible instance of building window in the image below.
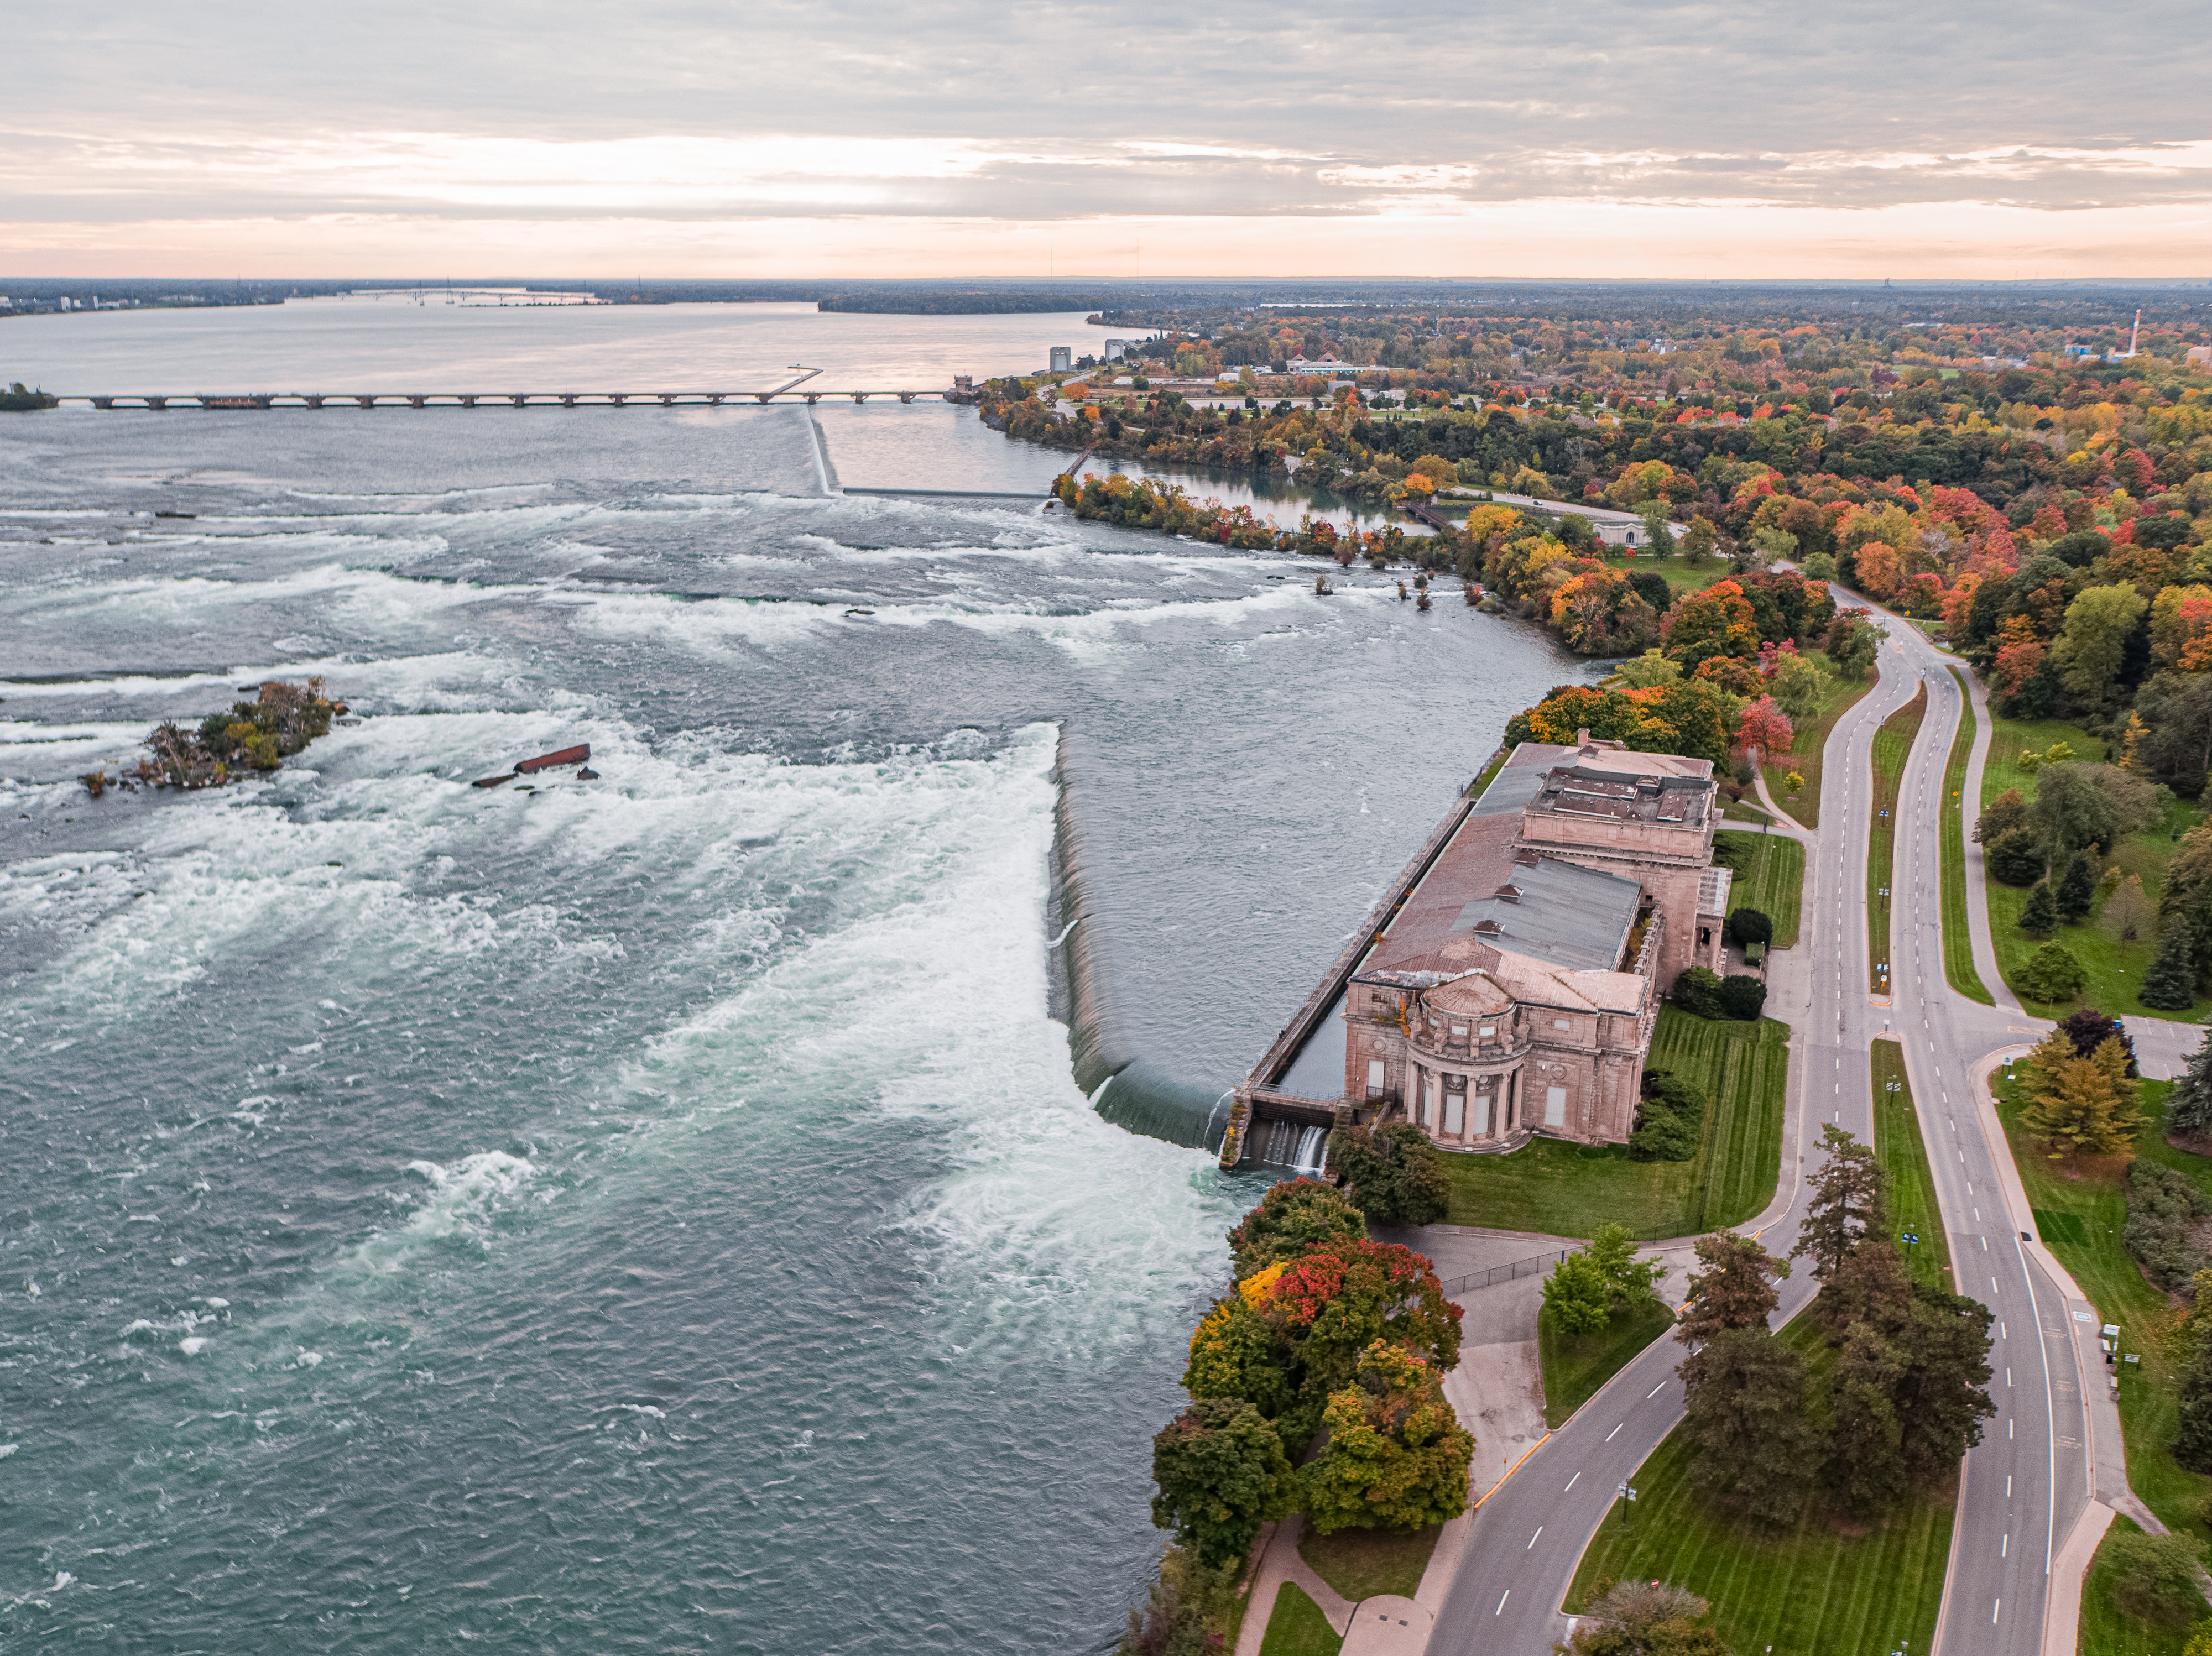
[1553,1018,1571,1031]
[1699,927,1711,947]
[1444,1091,1464,1135]
[1450,1025,1467,1038]
[1471,1089,1492,1135]
[1420,1074,1436,1128]
[1545,1086,1567,1127]
[1366,1059,1385,1099]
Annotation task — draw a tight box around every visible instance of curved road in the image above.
[1429,606,2089,1654]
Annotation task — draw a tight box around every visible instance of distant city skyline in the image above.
[5,0,2209,278]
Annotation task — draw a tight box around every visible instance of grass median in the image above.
[1256,1583,1340,1656]
[1995,1074,2211,1538]
[1938,667,1994,1005]
[1714,828,1805,949]
[1440,1009,1786,1239]
[1765,650,1876,828]
[1867,684,1928,996]
[1871,1039,1953,1292]
[1540,1297,1677,1427]
[1564,1313,1954,1656]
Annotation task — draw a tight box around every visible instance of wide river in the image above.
[0,302,1582,1652]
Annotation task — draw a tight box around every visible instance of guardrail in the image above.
[1439,1250,1568,1295]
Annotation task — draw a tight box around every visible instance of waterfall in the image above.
[1291,1124,1328,1174]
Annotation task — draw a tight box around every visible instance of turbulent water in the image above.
[0,304,1580,1652]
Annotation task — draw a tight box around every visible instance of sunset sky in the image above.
[7,0,2211,278]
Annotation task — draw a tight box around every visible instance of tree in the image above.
[2054,583,2150,715]
[2105,874,2156,945]
[1823,1317,1910,1513]
[1792,1123,1888,1284]
[2167,1026,2212,1141]
[1680,516,1718,566]
[1328,1122,1448,1227]
[2057,854,2096,924]
[1765,650,1824,724]
[2028,764,2119,864]
[1115,1545,1243,1656]
[1734,696,1794,760]
[1784,770,1805,794]
[1182,1293,1296,1422]
[1228,1177,1368,1276]
[1727,908,1772,947]
[2177,1328,2212,1472]
[2018,941,2088,1001]
[2163,824,2212,983]
[1149,1398,1297,1567]
[2019,881,2058,934]
[2102,1529,2210,1624]
[1301,1340,1475,1534]
[1639,504,1678,559]
[1677,1231,1787,1342]
[1716,975,1767,1020]
[1888,1284,1997,1483]
[1661,580,1761,673]
[1975,787,2028,844]
[1679,1326,1820,1522]
[1989,829,2047,887]
[1252,1235,1464,1444]
[1824,612,1885,680]
[2142,922,2202,1013]
[2057,1007,2138,1074]
[1588,1221,1665,1305]
[2018,1029,2138,1156]
[1631,1070,1705,1162]
[1671,966,1722,1018]
[1615,649,1682,689]
[1543,1249,1616,1336]
[1558,1581,1732,1656]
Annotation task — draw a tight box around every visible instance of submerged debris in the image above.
[84,678,346,796]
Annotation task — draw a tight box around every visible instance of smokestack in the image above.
[2129,309,2141,357]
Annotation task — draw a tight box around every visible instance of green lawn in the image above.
[1766,652,1877,828]
[1870,1039,1953,1291]
[1298,1525,1439,1601]
[1995,1074,2211,1538]
[2079,1515,2212,1656]
[1540,1298,1678,1427]
[1723,800,1775,824]
[1566,1315,1953,1656]
[1440,1010,1787,1239]
[1257,1583,1342,1656]
[1867,686,1928,995]
[1979,710,2208,1023]
[1938,668,1995,1005]
[1595,554,1725,593]
[1713,830,1805,948]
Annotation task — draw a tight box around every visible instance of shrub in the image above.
[1672,966,1723,1017]
[2018,942,2088,1002]
[2125,1161,2212,1291]
[1727,907,1773,947]
[1328,1122,1448,1228]
[1629,1069,1706,1162]
[1988,828,2047,887]
[1717,975,1768,1020]
[2103,1529,2209,1624]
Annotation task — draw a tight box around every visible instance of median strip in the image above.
[1867,683,1928,995]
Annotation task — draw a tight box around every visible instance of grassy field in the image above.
[1979,711,2208,1022]
[1565,1314,1954,1656]
[1441,1010,1787,1239]
[1766,651,1877,828]
[2078,1516,2212,1655]
[1723,800,1775,824]
[1298,1525,1439,1601]
[1871,1039,1954,1292]
[1595,553,1726,593]
[1995,1074,2211,1538]
[1938,668,1995,1005]
[1256,1583,1341,1656]
[1539,1298,1678,1427]
[1867,685,1928,995]
[1713,829,1806,948]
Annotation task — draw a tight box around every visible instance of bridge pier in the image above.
[509,395,528,407]
[708,394,726,406]
[851,393,869,403]
[146,396,168,410]
[406,395,427,409]
[560,394,577,407]
[354,395,376,408]
[301,395,325,409]
[897,392,916,404]
[91,397,114,409]
[458,394,478,408]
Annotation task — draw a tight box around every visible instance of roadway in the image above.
[1428,604,2090,1654]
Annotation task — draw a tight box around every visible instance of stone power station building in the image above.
[1227,734,1731,1167]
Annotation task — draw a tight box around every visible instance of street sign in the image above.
[1902,1231,1920,1245]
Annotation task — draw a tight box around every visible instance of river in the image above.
[0,301,1582,1652]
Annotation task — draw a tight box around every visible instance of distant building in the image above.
[1103,339,1133,362]
[1049,346,1072,373]
[2188,346,2212,368]
[1285,356,1358,374]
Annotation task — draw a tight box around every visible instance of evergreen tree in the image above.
[1679,1326,1820,1523]
[2019,880,2058,934]
[1824,1319,1910,1513]
[2018,941,2088,1001]
[2020,1030,2138,1158]
[2142,922,2201,1014]
[2179,1328,2212,1474]
[2169,1027,2212,1143]
[1149,1398,1297,1568]
[1818,1216,1915,1335]
[1891,1285,1997,1483]
[1677,1231,1787,1343]
[1791,1124,1889,1286]
[2057,854,2096,924]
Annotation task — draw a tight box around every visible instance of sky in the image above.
[5,0,2211,279]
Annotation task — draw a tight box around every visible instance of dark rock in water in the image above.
[577,766,599,780]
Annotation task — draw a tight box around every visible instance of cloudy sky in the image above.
[6,0,2210,277]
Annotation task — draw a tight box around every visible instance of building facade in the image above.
[1338,733,1729,1150]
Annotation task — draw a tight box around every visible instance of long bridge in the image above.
[56,388,966,410]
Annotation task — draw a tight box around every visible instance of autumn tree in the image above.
[1149,1398,1297,1566]
[1227,1177,1366,1276]
[1734,696,1794,761]
[1301,1340,1475,1533]
[2018,1029,2139,1158]
[1974,787,2028,844]
[1661,580,1761,673]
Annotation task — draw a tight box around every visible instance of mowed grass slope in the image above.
[1996,1075,2212,1538]
[1566,1314,1954,1656]
[1440,1010,1786,1239]
[1979,712,2208,1023]
[1765,650,1876,828]
[1713,829,1805,949]
[1871,1040,1953,1292]
[1938,668,1994,1005]
[1540,1297,1677,1427]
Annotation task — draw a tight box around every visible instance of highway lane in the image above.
[1431,609,2089,1654]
